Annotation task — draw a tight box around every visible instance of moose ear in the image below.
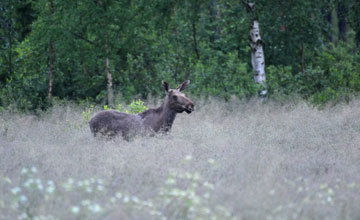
[176,80,190,92]
[162,80,170,93]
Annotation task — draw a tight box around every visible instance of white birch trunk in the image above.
[250,20,266,84]
[245,2,267,97]
[106,56,114,106]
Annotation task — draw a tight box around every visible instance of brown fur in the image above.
[89,80,194,140]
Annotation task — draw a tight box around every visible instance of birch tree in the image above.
[242,1,267,97]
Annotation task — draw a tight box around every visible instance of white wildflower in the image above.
[202,208,210,214]
[67,178,74,185]
[19,195,28,203]
[36,179,43,191]
[203,181,214,190]
[81,200,91,206]
[320,183,328,190]
[110,197,116,203]
[274,205,283,213]
[11,187,21,195]
[193,172,201,180]
[170,189,180,196]
[269,189,275,195]
[131,196,140,203]
[203,192,210,199]
[3,177,11,184]
[184,154,193,161]
[71,206,80,214]
[21,168,29,175]
[24,178,34,188]
[18,213,28,220]
[83,179,90,186]
[207,158,215,164]
[348,183,356,188]
[46,185,55,194]
[165,178,176,185]
[85,186,92,193]
[115,192,122,199]
[143,200,154,207]
[327,188,334,195]
[192,196,200,205]
[30,167,38,173]
[123,196,130,203]
[150,210,163,216]
[47,180,54,186]
[89,204,102,213]
[185,172,192,179]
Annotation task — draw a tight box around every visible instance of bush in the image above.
[192,52,258,99]
[266,44,360,105]
[81,100,149,126]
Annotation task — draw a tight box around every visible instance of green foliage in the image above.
[0,0,360,110]
[266,65,295,96]
[103,100,148,114]
[192,51,258,99]
[127,99,149,114]
[307,44,360,104]
[81,104,95,125]
[266,44,360,105]
[81,100,148,125]
[0,70,48,111]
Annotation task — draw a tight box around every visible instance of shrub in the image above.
[81,100,148,126]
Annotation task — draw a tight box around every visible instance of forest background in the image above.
[1,0,360,110]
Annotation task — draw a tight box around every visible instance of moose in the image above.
[89,80,194,140]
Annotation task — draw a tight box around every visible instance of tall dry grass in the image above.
[1,98,360,219]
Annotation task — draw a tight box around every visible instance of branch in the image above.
[240,0,248,7]
[71,32,95,45]
[240,0,255,13]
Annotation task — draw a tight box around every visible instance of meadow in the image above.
[1,98,360,220]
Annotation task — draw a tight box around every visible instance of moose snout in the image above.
[185,103,195,113]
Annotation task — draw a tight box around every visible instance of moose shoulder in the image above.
[89,80,194,140]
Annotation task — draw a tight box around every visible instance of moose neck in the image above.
[158,96,177,132]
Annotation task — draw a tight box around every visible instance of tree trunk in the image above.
[210,0,222,43]
[337,0,347,42]
[249,20,266,84]
[48,42,54,99]
[301,42,305,74]
[322,0,333,43]
[191,22,200,60]
[106,55,114,107]
[244,2,267,97]
[325,10,333,42]
[8,13,13,77]
[4,0,14,78]
[48,0,55,100]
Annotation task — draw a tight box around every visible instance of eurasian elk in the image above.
[89,80,194,140]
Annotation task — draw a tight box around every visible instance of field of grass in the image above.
[1,98,360,220]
